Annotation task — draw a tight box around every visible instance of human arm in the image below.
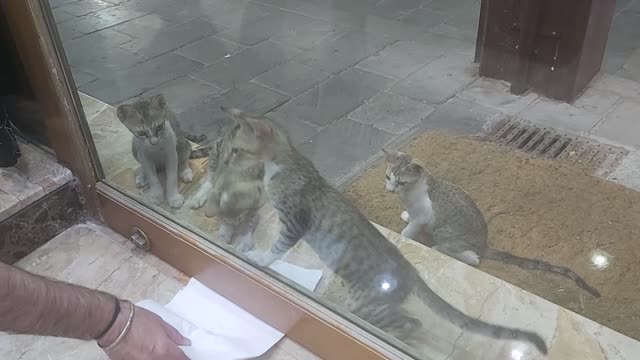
[0,261,190,359]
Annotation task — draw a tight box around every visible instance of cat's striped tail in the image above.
[413,277,548,354]
[189,147,211,159]
[484,248,600,297]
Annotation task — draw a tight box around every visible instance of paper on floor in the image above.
[137,260,323,360]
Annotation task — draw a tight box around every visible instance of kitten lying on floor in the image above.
[383,149,600,297]
[116,94,206,208]
[188,125,266,251]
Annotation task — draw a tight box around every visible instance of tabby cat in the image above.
[188,126,266,251]
[220,107,548,354]
[116,94,205,208]
[383,149,600,298]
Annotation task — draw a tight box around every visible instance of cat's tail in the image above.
[185,132,207,143]
[189,147,211,159]
[484,248,600,297]
[413,277,548,354]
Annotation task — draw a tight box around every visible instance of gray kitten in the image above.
[116,94,205,208]
[383,149,600,297]
[221,107,548,355]
[188,126,266,251]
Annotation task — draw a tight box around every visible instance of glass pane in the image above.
[46,0,640,358]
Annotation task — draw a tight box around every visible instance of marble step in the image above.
[0,139,73,222]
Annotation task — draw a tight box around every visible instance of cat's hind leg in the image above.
[401,211,410,223]
[432,241,480,266]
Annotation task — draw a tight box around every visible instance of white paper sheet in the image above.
[137,260,323,360]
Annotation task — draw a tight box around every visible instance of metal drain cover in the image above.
[488,119,628,177]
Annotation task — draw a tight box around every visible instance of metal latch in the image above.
[129,227,151,251]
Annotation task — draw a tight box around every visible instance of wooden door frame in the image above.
[1,1,418,359]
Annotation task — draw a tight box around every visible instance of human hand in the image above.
[100,303,191,360]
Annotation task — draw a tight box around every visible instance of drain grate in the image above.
[488,119,628,177]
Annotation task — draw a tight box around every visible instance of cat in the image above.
[187,126,266,251]
[116,94,206,208]
[383,149,601,298]
[219,106,548,355]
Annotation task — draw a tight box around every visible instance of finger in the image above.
[162,321,192,346]
[166,344,190,360]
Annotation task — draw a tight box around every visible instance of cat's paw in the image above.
[188,192,208,209]
[135,173,147,188]
[167,193,185,208]
[180,168,193,183]
[149,188,164,205]
[401,211,410,223]
[458,251,480,267]
[245,250,277,267]
[220,192,232,209]
[236,241,255,253]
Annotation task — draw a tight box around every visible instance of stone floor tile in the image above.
[142,76,223,113]
[298,117,393,184]
[392,51,477,104]
[177,35,245,65]
[591,99,640,147]
[275,67,394,127]
[349,92,435,134]
[192,40,300,90]
[357,40,445,79]
[423,97,508,135]
[79,53,203,104]
[294,30,394,74]
[520,99,603,133]
[458,77,538,115]
[253,60,330,97]
[121,18,221,59]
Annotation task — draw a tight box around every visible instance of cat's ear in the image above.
[403,163,423,177]
[116,104,136,121]
[248,118,273,140]
[149,94,167,109]
[222,106,250,128]
[222,106,273,140]
[382,148,402,163]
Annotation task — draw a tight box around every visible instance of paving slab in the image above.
[121,18,221,59]
[275,67,394,127]
[423,97,507,135]
[192,40,300,90]
[298,117,393,184]
[349,92,435,134]
[294,30,394,74]
[591,99,640,147]
[79,53,203,104]
[357,40,445,79]
[177,35,245,65]
[391,51,477,104]
[253,60,330,97]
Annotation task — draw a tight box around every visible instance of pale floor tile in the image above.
[2,223,318,360]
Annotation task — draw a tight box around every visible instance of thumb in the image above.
[162,322,192,346]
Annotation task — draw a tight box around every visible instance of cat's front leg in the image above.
[134,166,147,188]
[188,174,213,209]
[401,222,430,245]
[245,222,299,266]
[140,156,163,204]
[245,249,280,267]
[165,141,184,208]
[401,210,410,223]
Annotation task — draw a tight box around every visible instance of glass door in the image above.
[8,0,638,359]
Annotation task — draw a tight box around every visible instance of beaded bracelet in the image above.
[101,301,135,351]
